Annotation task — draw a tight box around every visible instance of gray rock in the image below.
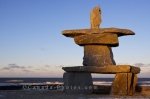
[63,72,93,94]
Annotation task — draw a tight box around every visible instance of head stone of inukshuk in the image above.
[90,6,101,29]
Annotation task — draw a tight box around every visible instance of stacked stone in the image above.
[62,6,140,95]
[63,28,135,66]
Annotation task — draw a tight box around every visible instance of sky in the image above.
[0,0,150,77]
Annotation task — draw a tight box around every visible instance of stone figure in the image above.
[62,6,140,96]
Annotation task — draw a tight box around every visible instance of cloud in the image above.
[134,63,150,67]
[44,65,51,67]
[27,66,33,68]
[1,64,27,71]
[2,64,25,69]
[22,69,32,72]
[1,63,149,77]
[0,63,64,77]
[134,63,145,67]
[44,65,63,68]
[8,64,26,69]
[2,67,11,70]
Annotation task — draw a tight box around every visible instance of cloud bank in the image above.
[0,64,64,77]
[0,63,150,77]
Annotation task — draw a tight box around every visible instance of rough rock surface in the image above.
[90,6,101,29]
[128,73,138,95]
[111,73,138,95]
[83,45,116,66]
[62,65,140,74]
[62,28,135,38]
[62,5,139,96]
[111,73,128,95]
[63,72,93,94]
[74,33,118,47]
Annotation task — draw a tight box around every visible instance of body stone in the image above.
[83,45,116,66]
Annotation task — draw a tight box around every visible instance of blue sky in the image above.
[0,0,150,77]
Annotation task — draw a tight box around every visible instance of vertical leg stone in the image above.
[63,72,93,94]
[127,73,138,95]
[111,73,138,96]
[83,45,116,66]
[111,73,128,95]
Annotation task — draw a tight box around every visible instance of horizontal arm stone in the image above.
[62,28,135,38]
[74,33,118,47]
[62,65,140,74]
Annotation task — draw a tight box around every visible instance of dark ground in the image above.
[0,90,150,99]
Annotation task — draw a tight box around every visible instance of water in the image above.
[0,78,150,90]
[0,78,63,83]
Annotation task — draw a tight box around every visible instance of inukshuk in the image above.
[62,6,140,95]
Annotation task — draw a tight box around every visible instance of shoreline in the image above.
[0,90,150,99]
[0,84,150,99]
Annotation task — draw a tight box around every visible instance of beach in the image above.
[0,85,150,99]
[0,90,150,99]
[1,78,150,98]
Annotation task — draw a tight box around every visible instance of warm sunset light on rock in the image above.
[62,6,140,96]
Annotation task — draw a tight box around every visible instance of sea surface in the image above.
[0,78,150,85]
[0,78,150,99]
[0,78,150,90]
